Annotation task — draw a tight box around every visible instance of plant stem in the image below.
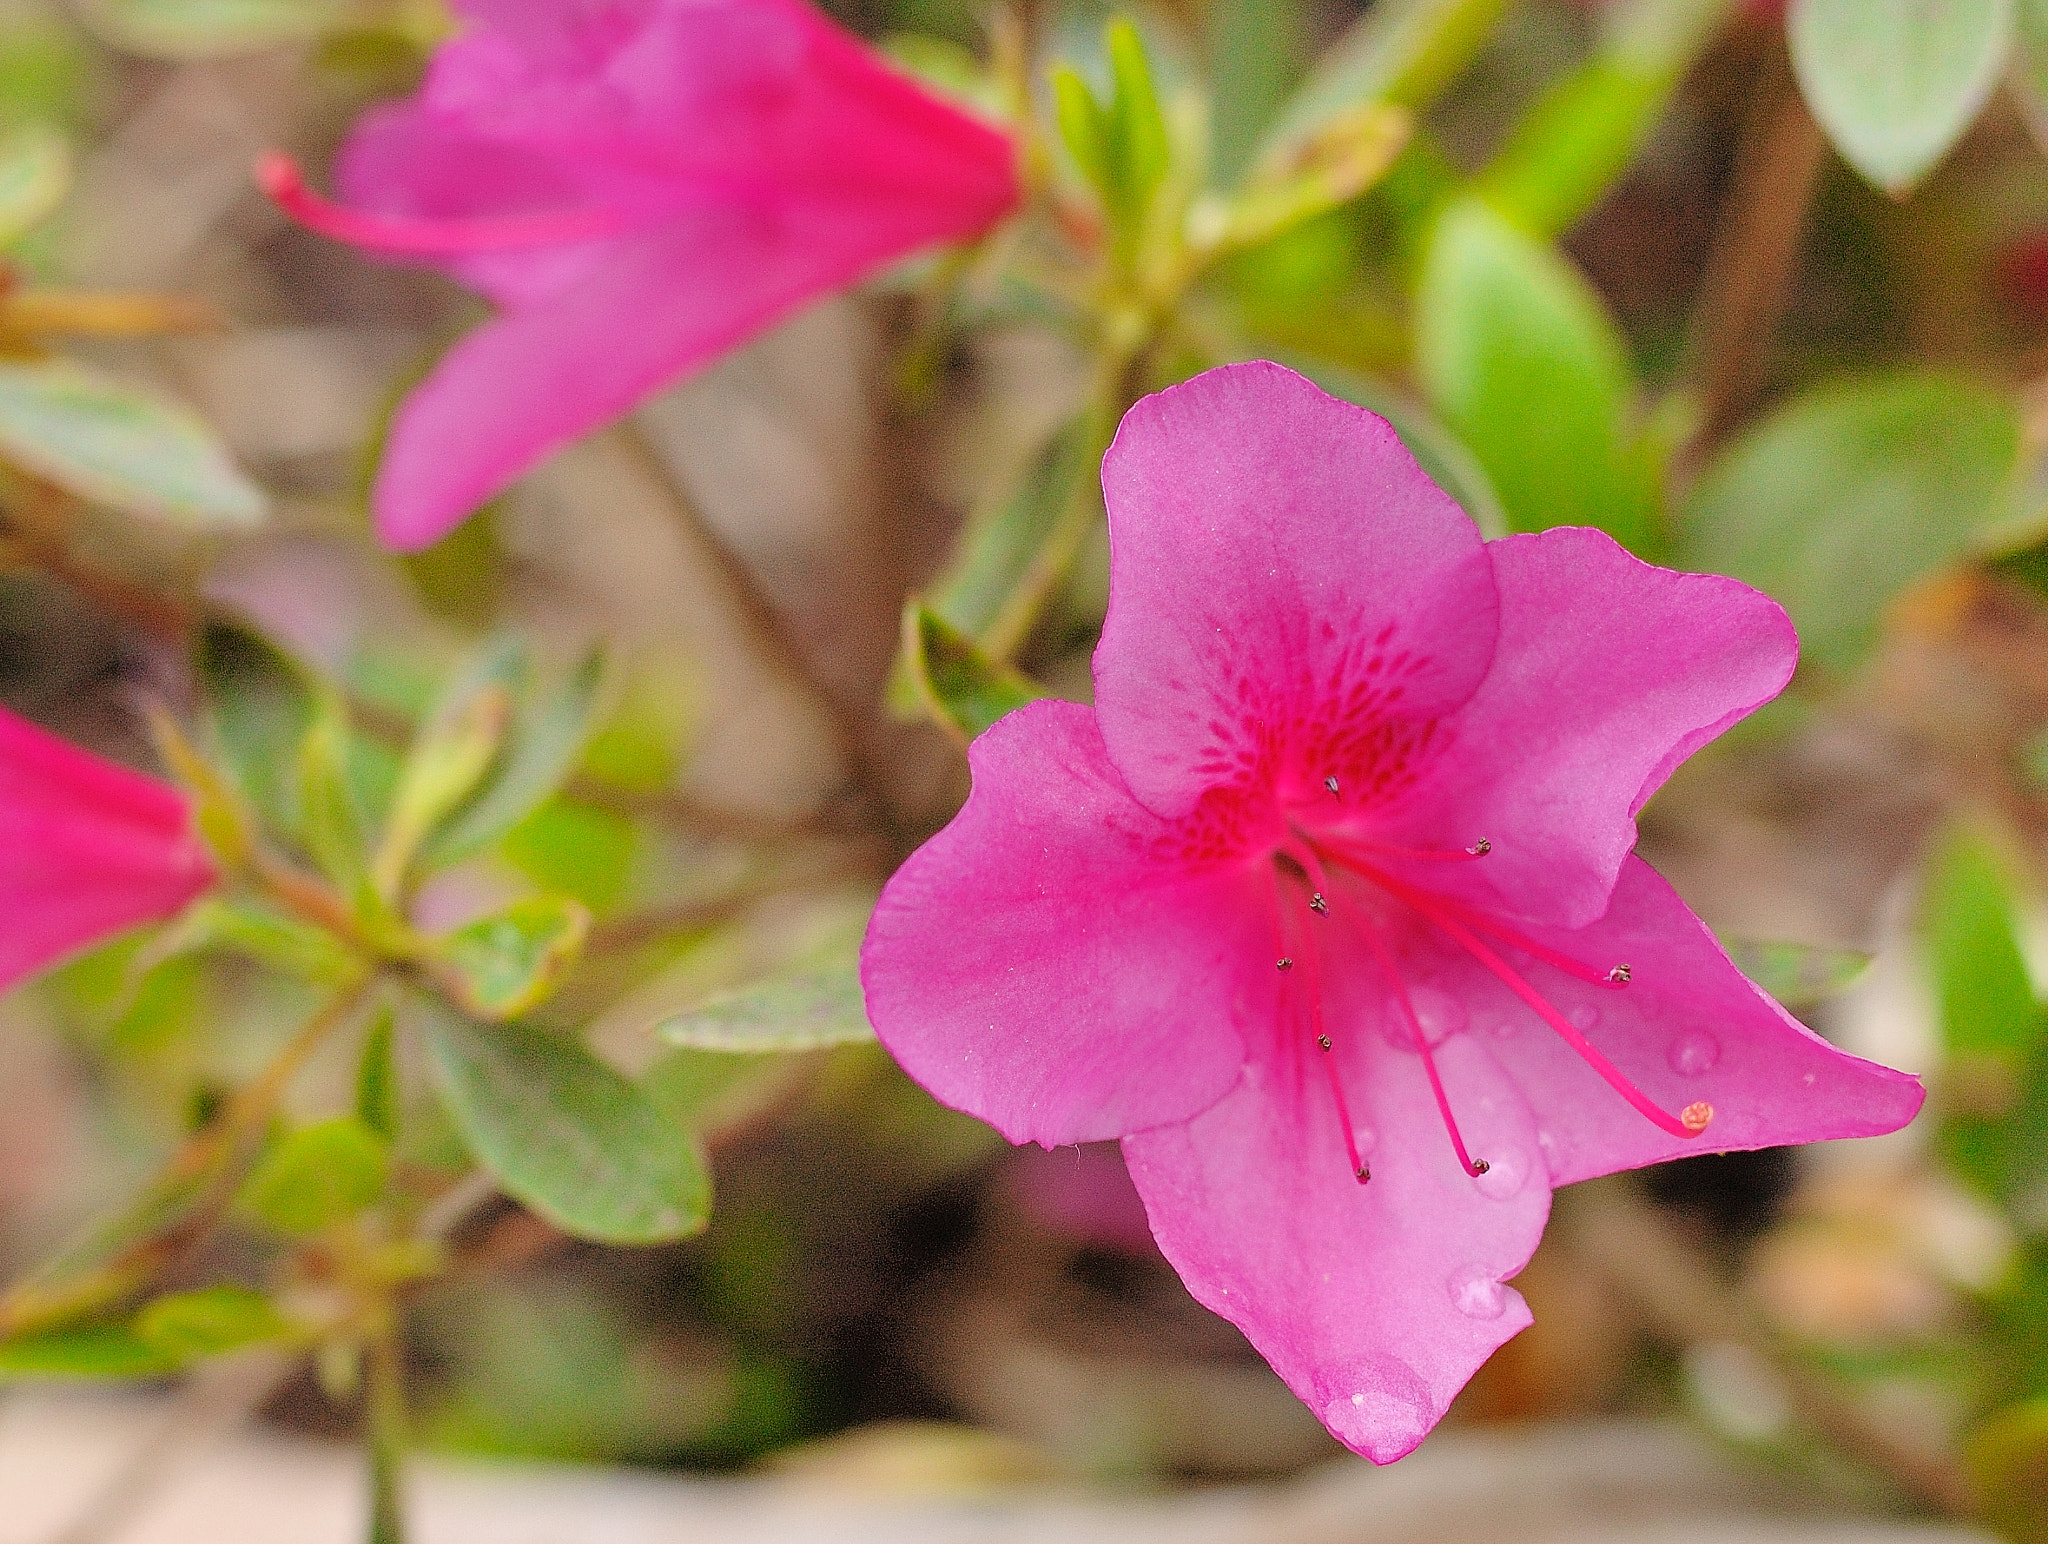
[366,1319,409,1544]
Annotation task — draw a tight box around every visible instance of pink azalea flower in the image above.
[260,0,1020,552]
[861,362,1923,1463]
[0,705,215,994]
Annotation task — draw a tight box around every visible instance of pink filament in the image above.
[1337,851,1709,1142]
[1324,834,1488,863]
[256,153,626,257]
[1349,903,1490,1177]
[1274,856,1370,1183]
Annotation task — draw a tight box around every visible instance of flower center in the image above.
[257,153,628,257]
[1269,804,1714,1185]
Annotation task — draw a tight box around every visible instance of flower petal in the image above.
[1094,362,1499,821]
[373,199,929,551]
[1124,1018,1548,1464]
[0,708,214,993]
[1388,526,1798,928]
[861,701,1264,1149]
[1413,855,1923,1186]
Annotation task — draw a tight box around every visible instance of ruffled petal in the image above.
[1383,527,1798,929]
[1094,362,1499,821]
[862,701,1266,1149]
[0,708,215,993]
[1401,855,1923,1187]
[1123,1015,1548,1464]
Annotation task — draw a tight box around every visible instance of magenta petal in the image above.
[1094,363,1499,820]
[1124,1024,1547,1463]
[861,701,1263,1149]
[1436,855,1924,1186]
[1391,527,1799,928]
[0,708,215,993]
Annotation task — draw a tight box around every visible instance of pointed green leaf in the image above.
[0,1324,180,1380]
[426,1014,711,1244]
[356,1005,398,1141]
[656,962,878,1054]
[373,655,516,897]
[136,1287,295,1361]
[1416,198,1659,555]
[296,693,373,907]
[0,121,69,245]
[1106,18,1170,217]
[1927,825,2041,1063]
[240,1118,389,1236]
[925,417,1092,641]
[1052,65,1113,197]
[1678,370,2022,674]
[144,895,362,987]
[1787,0,2013,194]
[901,602,1045,743]
[0,358,264,530]
[429,895,591,1022]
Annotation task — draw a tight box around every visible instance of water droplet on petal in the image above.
[1317,1355,1434,1462]
[1448,1265,1506,1320]
[1473,1147,1528,1200]
[1667,1028,1721,1077]
[1410,985,1467,1045]
[1568,1003,1601,1032]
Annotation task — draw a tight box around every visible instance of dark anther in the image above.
[1317,1034,1332,1051]
[1309,892,1328,914]
[1277,957,1294,972]
[1470,1159,1491,1175]
[1605,963,1632,985]
[1465,838,1492,856]
[1323,775,1341,797]
[1355,1166,1371,1184]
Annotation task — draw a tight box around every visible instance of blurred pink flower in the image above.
[861,361,1923,1463]
[261,0,1019,552]
[0,706,215,994]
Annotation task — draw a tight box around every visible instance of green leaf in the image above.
[1052,65,1113,197]
[1286,359,1508,538]
[429,895,591,1022]
[1927,824,2041,1063]
[2018,0,2048,145]
[1720,937,1871,1010]
[136,1286,295,1361]
[1257,0,1510,169]
[0,120,69,245]
[925,418,1092,640]
[373,645,517,897]
[1678,371,2023,674]
[0,1324,180,1380]
[1475,61,1673,239]
[656,962,878,1054]
[1209,0,1306,186]
[1415,198,1659,555]
[1965,1397,2048,1544]
[1787,0,2013,194]
[901,602,1044,743]
[419,650,607,871]
[0,358,265,530]
[240,1117,389,1236]
[356,1005,398,1141]
[426,1014,712,1244]
[145,895,362,987]
[296,692,373,907]
[79,0,343,59]
[1105,18,1170,220]
[1194,105,1410,257]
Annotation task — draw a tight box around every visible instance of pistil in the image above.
[257,154,627,257]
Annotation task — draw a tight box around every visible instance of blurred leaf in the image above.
[2019,0,2048,149]
[1476,61,1672,239]
[1105,18,1170,221]
[146,895,362,987]
[657,963,877,1054]
[1195,105,1409,256]
[419,650,606,871]
[373,642,518,897]
[430,895,591,1022]
[901,602,1044,743]
[1052,65,1114,196]
[1210,0,1305,186]
[1966,1397,2048,1544]
[641,1049,803,1139]
[926,418,1090,640]
[1258,0,1509,168]
[1415,198,1659,554]
[1721,937,1871,1010]
[0,1324,180,1379]
[357,1005,397,1141]
[1287,359,1508,538]
[0,359,265,531]
[1679,371,2022,675]
[426,1014,712,1244]
[136,1286,295,1360]
[0,121,68,246]
[240,1117,389,1236]
[1927,824,2041,1063]
[1787,0,2013,194]
[78,0,342,59]
[500,800,637,915]
[296,693,373,908]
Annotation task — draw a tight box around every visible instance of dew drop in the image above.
[1448,1265,1506,1320]
[1667,1028,1721,1077]
[1317,1355,1433,1461]
[1568,1002,1601,1033]
[1472,1147,1528,1200]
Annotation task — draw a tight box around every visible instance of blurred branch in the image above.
[1674,38,1827,476]
[1557,1180,1972,1515]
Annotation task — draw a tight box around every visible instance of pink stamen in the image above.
[1274,856,1370,1184]
[1324,833,1491,864]
[1336,851,1712,1142]
[256,153,626,257]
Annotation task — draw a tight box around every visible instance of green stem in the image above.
[366,1322,408,1544]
